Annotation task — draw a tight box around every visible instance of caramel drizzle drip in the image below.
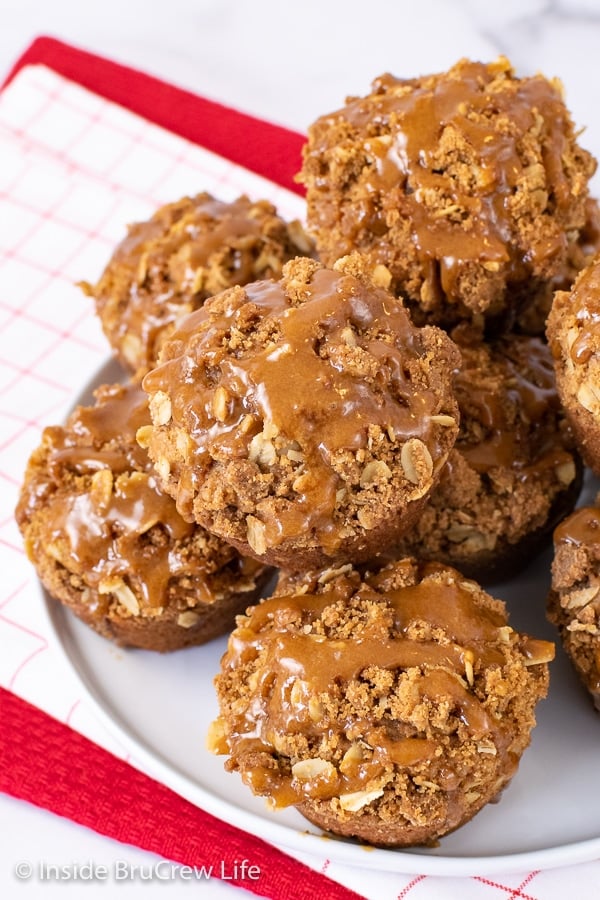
[221,571,520,806]
[311,61,572,292]
[454,335,568,475]
[29,382,199,611]
[107,195,285,356]
[563,263,600,365]
[144,268,453,546]
[554,505,600,547]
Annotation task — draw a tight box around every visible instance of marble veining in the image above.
[2,0,599,147]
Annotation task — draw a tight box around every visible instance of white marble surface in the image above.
[3,1,600,898]
[3,1,600,178]
[0,0,598,152]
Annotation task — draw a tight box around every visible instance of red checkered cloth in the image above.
[1,37,599,900]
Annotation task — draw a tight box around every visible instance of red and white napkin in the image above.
[1,38,599,900]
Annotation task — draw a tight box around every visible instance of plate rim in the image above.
[40,582,600,878]
[33,354,600,879]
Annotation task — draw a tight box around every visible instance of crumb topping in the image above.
[301,57,596,328]
[82,193,314,373]
[15,381,266,622]
[142,258,460,565]
[211,560,552,842]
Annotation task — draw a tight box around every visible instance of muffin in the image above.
[141,255,461,571]
[518,195,600,335]
[82,193,314,374]
[15,380,272,651]
[300,56,596,334]
[394,328,582,581]
[210,558,553,847]
[548,499,600,709]
[547,255,600,475]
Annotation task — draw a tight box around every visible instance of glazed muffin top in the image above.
[547,256,600,404]
[549,500,600,707]
[15,380,267,624]
[210,558,553,845]
[300,57,596,331]
[547,255,600,474]
[141,256,460,570]
[393,329,581,580]
[83,192,314,374]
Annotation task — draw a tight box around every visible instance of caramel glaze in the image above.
[219,564,549,807]
[561,262,600,365]
[553,506,600,698]
[308,59,577,298]
[554,505,600,547]
[100,195,287,362]
[143,267,456,548]
[453,333,572,478]
[18,382,223,613]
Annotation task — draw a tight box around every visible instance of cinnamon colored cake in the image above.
[548,499,600,709]
[210,558,553,847]
[300,57,596,334]
[141,256,460,571]
[15,380,271,651]
[82,193,314,374]
[547,256,600,475]
[394,329,582,580]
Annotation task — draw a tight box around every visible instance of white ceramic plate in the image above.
[41,359,600,877]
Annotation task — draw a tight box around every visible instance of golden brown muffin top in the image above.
[142,257,460,561]
[16,381,264,617]
[83,192,314,373]
[301,57,596,327]
[211,558,553,812]
[452,329,572,477]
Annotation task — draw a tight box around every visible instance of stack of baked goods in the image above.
[15,55,600,848]
[15,195,313,652]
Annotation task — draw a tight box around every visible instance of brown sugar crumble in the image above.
[547,256,600,476]
[211,559,553,847]
[549,501,600,709]
[81,193,314,375]
[141,256,460,571]
[15,380,272,651]
[300,57,596,334]
[394,328,582,580]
